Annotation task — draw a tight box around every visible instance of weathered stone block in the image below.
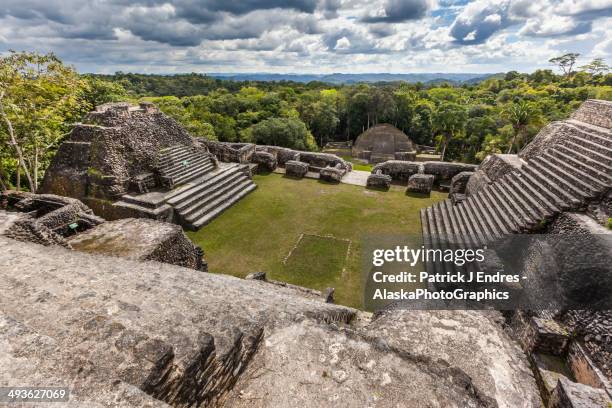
[523,317,569,356]
[68,218,207,271]
[422,161,478,181]
[407,174,435,195]
[366,173,392,190]
[394,151,417,161]
[251,151,277,172]
[548,377,610,408]
[319,166,345,183]
[285,160,309,178]
[372,160,421,182]
[449,171,473,196]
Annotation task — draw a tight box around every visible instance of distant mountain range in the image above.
[208,72,502,84]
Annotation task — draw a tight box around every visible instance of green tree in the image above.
[503,100,537,153]
[249,117,316,151]
[0,51,88,191]
[432,102,467,161]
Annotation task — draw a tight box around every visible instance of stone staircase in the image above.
[421,109,611,251]
[157,145,216,188]
[166,164,257,230]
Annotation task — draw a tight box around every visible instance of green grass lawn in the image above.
[186,173,445,309]
[340,155,373,172]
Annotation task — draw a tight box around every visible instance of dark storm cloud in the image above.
[361,0,431,23]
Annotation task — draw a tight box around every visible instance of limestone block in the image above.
[366,173,392,190]
[319,166,345,183]
[548,378,610,408]
[251,151,277,172]
[407,174,435,195]
[523,317,570,356]
[422,161,478,181]
[449,171,474,196]
[68,218,207,271]
[285,160,309,178]
[394,151,417,161]
[372,160,421,182]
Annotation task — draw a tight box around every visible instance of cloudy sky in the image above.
[1,0,610,74]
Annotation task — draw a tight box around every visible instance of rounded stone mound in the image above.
[352,124,415,163]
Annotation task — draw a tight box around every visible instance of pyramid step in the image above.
[534,156,600,197]
[505,174,551,219]
[420,209,437,277]
[495,178,539,227]
[177,171,247,216]
[544,152,608,190]
[185,178,254,223]
[446,201,470,246]
[566,119,612,145]
[462,199,491,244]
[435,201,454,247]
[566,133,612,159]
[521,163,582,208]
[556,143,612,173]
[168,162,215,186]
[513,172,562,214]
[455,203,481,247]
[548,149,612,184]
[166,165,239,204]
[479,189,511,235]
[188,183,257,229]
[425,207,445,276]
[161,156,210,177]
[158,148,201,167]
[468,192,501,239]
[486,184,524,232]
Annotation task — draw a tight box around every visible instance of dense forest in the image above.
[1,51,611,192]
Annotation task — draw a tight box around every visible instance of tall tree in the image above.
[549,53,580,78]
[579,58,610,76]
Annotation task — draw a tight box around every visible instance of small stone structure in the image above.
[251,151,277,172]
[366,172,392,190]
[449,171,473,200]
[0,191,104,247]
[352,124,416,164]
[203,141,255,164]
[319,165,345,183]
[407,174,435,195]
[371,160,476,188]
[285,160,309,178]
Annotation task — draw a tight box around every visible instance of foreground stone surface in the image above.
[0,237,541,407]
[0,237,354,407]
[68,218,207,271]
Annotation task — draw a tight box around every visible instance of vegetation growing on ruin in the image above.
[186,173,445,308]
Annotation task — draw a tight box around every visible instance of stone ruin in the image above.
[41,103,257,230]
[0,190,206,271]
[352,123,417,164]
[420,99,612,407]
[205,140,353,183]
[367,159,477,194]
